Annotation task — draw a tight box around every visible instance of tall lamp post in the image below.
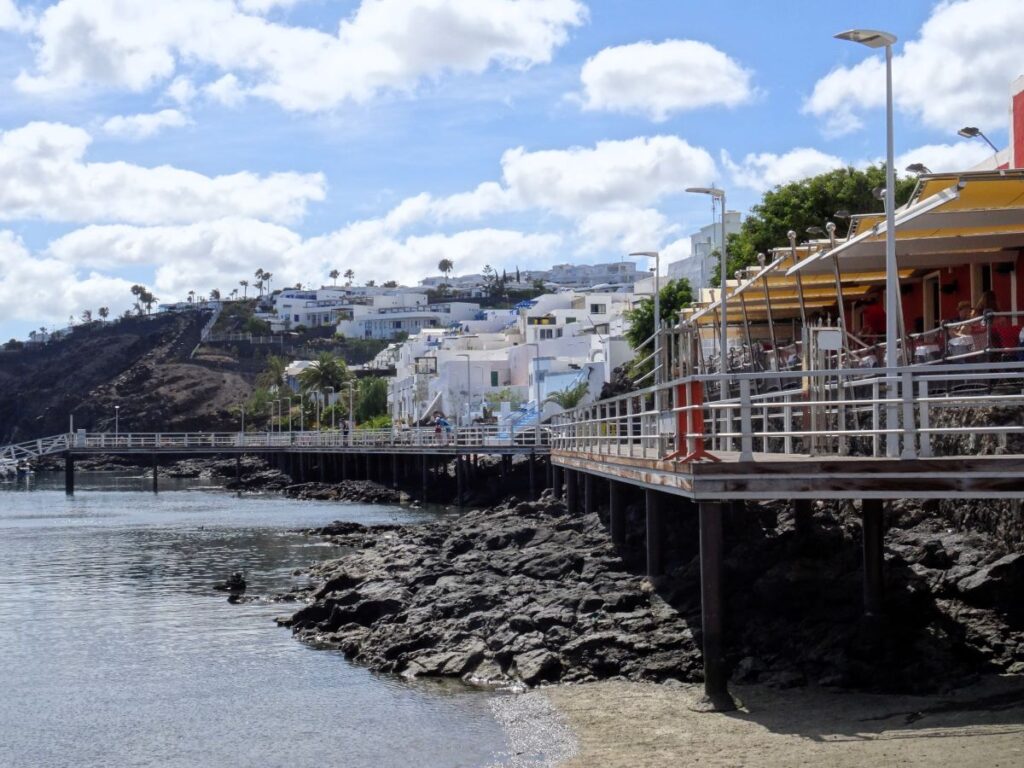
[114,405,120,437]
[325,387,335,430]
[524,342,542,445]
[457,353,471,426]
[347,381,356,447]
[835,28,902,457]
[629,251,661,384]
[685,187,728,399]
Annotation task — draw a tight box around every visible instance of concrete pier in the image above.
[862,499,885,617]
[645,489,664,578]
[695,501,735,712]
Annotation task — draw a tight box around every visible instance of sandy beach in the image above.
[532,678,1024,767]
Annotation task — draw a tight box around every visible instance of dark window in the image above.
[490,371,499,387]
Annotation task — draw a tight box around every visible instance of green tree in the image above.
[344,268,355,286]
[98,307,109,321]
[624,278,694,353]
[355,376,388,422]
[298,352,349,392]
[382,279,398,288]
[545,381,589,410]
[717,164,917,285]
[438,258,454,279]
[329,269,340,286]
[258,354,288,389]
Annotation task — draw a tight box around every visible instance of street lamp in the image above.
[835,27,902,458]
[114,405,120,437]
[957,126,999,153]
[286,396,293,433]
[457,353,471,426]
[629,251,661,384]
[685,187,728,394]
[325,387,335,430]
[347,381,356,447]
[298,392,305,432]
[524,342,542,444]
[905,162,932,175]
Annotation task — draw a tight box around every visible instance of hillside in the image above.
[0,312,252,443]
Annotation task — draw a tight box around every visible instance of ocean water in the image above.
[0,474,507,768]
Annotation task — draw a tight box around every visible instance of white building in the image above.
[337,300,482,341]
[667,211,742,290]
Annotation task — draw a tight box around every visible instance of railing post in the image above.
[739,378,753,462]
[871,380,880,458]
[900,370,917,459]
[918,377,931,458]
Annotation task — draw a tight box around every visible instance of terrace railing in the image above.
[550,361,1024,462]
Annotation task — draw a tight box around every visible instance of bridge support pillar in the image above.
[862,499,885,618]
[153,454,159,493]
[551,465,563,500]
[392,454,399,489]
[421,455,428,499]
[645,490,664,578]
[456,455,465,505]
[565,469,578,514]
[609,481,625,547]
[528,452,536,499]
[694,501,736,712]
[794,499,813,536]
[64,451,74,496]
[237,455,243,484]
[584,473,594,516]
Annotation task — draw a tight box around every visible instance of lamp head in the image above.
[787,230,797,244]
[834,209,851,220]
[628,251,659,258]
[756,252,766,266]
[957,126,980,138]
[825,221,836,234]
[806,226,826,236]
[871,185,886,200]
[905,162,932,175]
[733,270,743,281]
[834,28,897,48]
[685,186,725,198]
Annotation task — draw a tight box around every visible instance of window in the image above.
[556,329,563,338]
[565,316,577,324]
[590,303,607,314]
[540,328,554,340]
[490,371,499,387]
[393,320,402,328]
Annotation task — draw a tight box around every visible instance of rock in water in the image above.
[215,572,247,593]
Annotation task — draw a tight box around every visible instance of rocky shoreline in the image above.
[274,487,1024,694]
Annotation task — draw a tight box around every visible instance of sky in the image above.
[0,0,1020,340]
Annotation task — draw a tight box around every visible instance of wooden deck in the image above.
[552,449,1024,500]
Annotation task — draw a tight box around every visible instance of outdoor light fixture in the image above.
[905,163,932,175]
[629,251,661,384]
[957,126,999,153]
[835,26,903,458]
[833,209,851,220]
[685,187,729,384]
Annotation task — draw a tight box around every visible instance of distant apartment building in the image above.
[667,211,742,290]
[419,261,641,293]
[336,301,482,340]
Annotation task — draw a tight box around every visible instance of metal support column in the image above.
[609,481,625,547]
[64,451,74,496]
[152,454,159,493]
[456,455,465,505]
[645,489,664,578]
[584,473,594,516]
[862,499,885,617]
[392,454,399,489]
[551,464,563,500]
[565,469,578,513]
[528,452,536,500]
[793,499,812,536]
[694,501,736,712]
[421,454,428,499]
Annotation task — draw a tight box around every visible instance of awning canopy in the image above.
[789,171,1024,276]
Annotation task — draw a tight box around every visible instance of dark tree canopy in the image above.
[624,278,694,355]
[714,165,917,285]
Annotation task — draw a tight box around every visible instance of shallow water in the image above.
[0,474,507,768]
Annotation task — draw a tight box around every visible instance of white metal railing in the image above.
[550,361,1024,461]
[0,426,550,459]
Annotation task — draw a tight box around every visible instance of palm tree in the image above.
[254,268,265,297]
[187,290,195,305]
[240,279,249,298]
[344,268,354,287]
[365,279,376,287]
[98,307,109,321]
[329,269,340,286]
[545,381,589,411]
[438,258,454,279]
[210,288,221,301]
[263,271,273,295]
[257,355,288,389]
[298,352,348,392]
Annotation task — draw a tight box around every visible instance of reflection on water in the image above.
[0,474,505,768]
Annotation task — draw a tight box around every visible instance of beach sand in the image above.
[536,678,1024,767]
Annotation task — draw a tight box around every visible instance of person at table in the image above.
[948,300,973,336]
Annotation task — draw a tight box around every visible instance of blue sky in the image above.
[0,0,1019,340]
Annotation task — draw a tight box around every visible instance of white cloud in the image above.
[165,75,197,106]
[805,0,1024,133]
[574,207,677,255]
[579,39,754,121]
[894,141,994,175]
[204,73,246,107]
[0,0,31,32]
[15,0,587,112]
[722,147,846,191]
[0,230,135,327]
[0,121,325,225]
[237,0,304,13]
[102,109,192,140]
